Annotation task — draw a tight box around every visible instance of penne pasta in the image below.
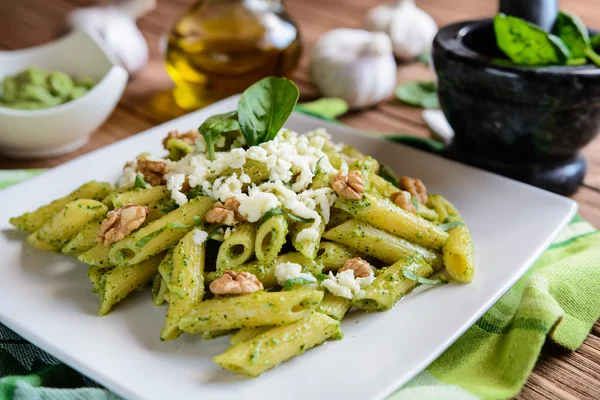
[110,185,169,209]
[178,290,324,333]
[26,200,108,251]
[213,312,342,377]
[10,181,114,232]
[98,253,164,316]
[161,229,207,341]
[353,256,435,312]
[216,223,256,270]
[255,215,288,266]
[316,242,360,272]
[62,219,103,256]
[443,224,475,283]
[317,293,352,320]
[323,219,442,268]
[335,193,448,250]
[108,196,214,266]
[229,326,272,345]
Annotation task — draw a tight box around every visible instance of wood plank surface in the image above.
[0,0,598,398]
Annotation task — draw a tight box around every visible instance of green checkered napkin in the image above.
[1,138,599,400]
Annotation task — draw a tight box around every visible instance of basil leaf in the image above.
[494,13,570,65]
[417,51,430,65]
[257,208,314,228]
[135,222,193,248]
[438,221,465,231]
[198,111,240,160]
[395,81,439,109]
[556,11,590,59]
[283,277,316,291]
[402,268,448,286]
[378,164,399,187]
[295,98,348,120]
[134,174,148,189]
[316,273,328,282]
[566,57,587,66]
[237,77,300,146]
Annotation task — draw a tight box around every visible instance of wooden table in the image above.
[1,0,599,398]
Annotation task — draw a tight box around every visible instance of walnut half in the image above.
[390,190,416,213]
[332,170,365,200]
[205,198,245,225]
[209,271,264,295]
[400,176,428,204]
[338,257,373,278]
[96,204,149,246]
[135,157,167,186]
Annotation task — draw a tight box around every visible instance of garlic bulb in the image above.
[365,0,438,62]
[67,0,156,75]
[310,29,397,109]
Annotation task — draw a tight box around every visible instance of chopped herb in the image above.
[378,164,399,187]
[193,216,201,227]
[439,221,465,231]
[402,268,448,285]
[316,273,328,282]
[411,196,419,210]
[160,203,179,214]
[283,277,316,291]
[135,222,193,248]
[134,174,148,189]
[313,156,325,175]
[257,208,314,228]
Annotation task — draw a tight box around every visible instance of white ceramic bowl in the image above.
[0,30,128,159]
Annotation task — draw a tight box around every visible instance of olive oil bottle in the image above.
[166,0,302,110]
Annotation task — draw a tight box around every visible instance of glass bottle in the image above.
[165,0,302,110]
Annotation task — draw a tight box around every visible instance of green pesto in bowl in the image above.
[0,66,96,110]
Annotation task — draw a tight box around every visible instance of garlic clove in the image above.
[364,4,395,33]
[364,0,438,62]
[389,2,438,61]
[310,29,397,109]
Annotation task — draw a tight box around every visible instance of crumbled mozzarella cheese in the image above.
[167,173,188,206]
[119,161,137,188]
[192,229,208,245]
[223,227,234,240]
[275,262,317,286]
[237,191,280,223]
[321,269,375,299]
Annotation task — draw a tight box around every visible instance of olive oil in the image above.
[166,0,301,110]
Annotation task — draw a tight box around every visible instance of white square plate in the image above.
[0,95,576,400]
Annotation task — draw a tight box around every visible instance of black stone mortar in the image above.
[431,17,600,195]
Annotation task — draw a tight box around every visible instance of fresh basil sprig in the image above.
[494,13,571,66]
[402,268,448,286]
[134,174,149,189]
[238,77,300,146]
[198,111,240,161]
[257,208,315,228]
[283,277,316,291]
[135,222,194,248]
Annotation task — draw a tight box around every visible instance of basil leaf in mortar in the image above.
[494,13,571,65]
[237,77,300,146]
[198,111,240,160]
[395,81,439,109]
[556,11,590,59]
